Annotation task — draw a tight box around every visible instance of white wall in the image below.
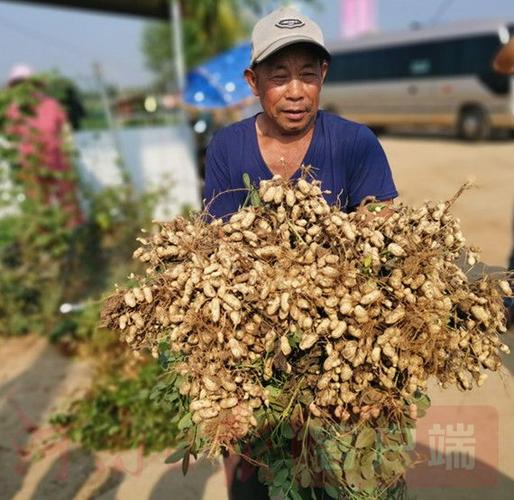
[75,122,201,220]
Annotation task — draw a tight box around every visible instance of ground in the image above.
[0,135,513,499]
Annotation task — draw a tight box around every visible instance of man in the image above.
[204,6,398,499]
[204,6,397,220]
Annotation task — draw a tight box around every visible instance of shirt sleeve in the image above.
[203,131,235,219]
[347,125,398,209]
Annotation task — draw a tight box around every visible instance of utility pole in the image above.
[92,62,115,132]
[92,62,127,180]
[169,0,186,93]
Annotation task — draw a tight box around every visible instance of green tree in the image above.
[141,0,317,90]
[142,0,246,91]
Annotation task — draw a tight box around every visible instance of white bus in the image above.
[321,19,514,140]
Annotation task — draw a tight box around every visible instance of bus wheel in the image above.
[457,107,490,141]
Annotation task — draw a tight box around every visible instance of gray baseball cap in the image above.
[250,7,330,66]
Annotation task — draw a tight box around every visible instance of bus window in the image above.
[326,33,503,82]
[410,59,432,75]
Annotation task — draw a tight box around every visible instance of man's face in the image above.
[245,44,328,135]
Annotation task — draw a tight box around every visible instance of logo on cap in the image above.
[275,18,305,29]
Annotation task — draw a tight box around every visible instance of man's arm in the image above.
[203,132,234,219]
[347,125,398,211]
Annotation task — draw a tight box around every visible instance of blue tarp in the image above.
[183,42,253,109]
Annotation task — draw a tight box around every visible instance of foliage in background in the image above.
[49,180,163,358]
[142,0,245,91]
[0,77,162,340]
[0,79,76,335]
[141,0,317,91]
[51,362,181,452]
[52,341,196,453]
[1,74,186,460]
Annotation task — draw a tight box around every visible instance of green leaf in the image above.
[379,451,406,477]
[363,255,373,268]
[344,469,363,490]
[324,439,342,463]
[282,422,294,439]
[367,203,385,213]
[178,412,192,431]
[359,477,379,490]
[360,450,376,480]
[242,173,251,189]
[270,460,283,474]
[289,487,303,500]
[165,447,187,464]
[308,419,325,443]
[182,450,190,476]
[414,393,431,411]
[338,433,353,451]
[300,469,312,489]
[381,429,403,450]
[355,427,376,449]
[402,427,415,448]
[269,486,282,498]
[377,457,395,478]
[324,485,340,499]
[274,467,289,486]
[250,190,262,207]
[158,351,170,369]
[158,340,170,352]
[400,450,412,468]
[164,392,178,403]
[290,404,303,430]
[265,385,283,400]
[287,329,301,349]
[343,449,356,472]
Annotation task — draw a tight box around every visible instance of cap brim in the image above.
[253,35,331,66]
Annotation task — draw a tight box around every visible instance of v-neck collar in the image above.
[251,111,320,180]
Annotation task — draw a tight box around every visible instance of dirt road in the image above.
[1,136,513,499]
[383,135,514,267]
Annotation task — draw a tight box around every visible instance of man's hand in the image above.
[355,198,395,223]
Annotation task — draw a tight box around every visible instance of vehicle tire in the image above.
[457,107,490,141]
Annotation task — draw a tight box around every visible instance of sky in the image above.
[0,0,514,89]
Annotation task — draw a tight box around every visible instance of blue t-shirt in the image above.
[204,110,398,218]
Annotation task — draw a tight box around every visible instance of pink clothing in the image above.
[7,94,67,171]
[6,93,83,226]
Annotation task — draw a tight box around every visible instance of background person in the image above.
[4,64,83,227]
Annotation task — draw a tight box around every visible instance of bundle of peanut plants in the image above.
[101,172,511,499]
